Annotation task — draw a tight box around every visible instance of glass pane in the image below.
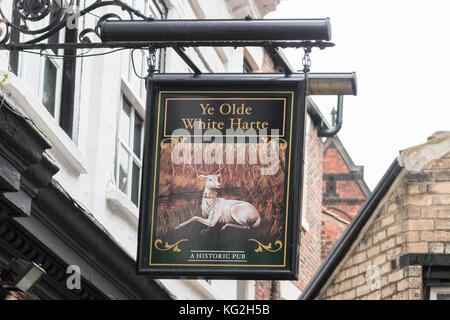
[42,58,57,116]
[118,145,129,194]
[134,114,143,158]
[131,162,141,206]
[120,99,131,146]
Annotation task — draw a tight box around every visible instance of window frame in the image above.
[42,52,64,120]
[18,30,65,122]
[14,0,83,141]
[116,94,145,207]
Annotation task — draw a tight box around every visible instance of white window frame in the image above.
[19,44,64,123]
[17,5,67,122]
[115,93,144,207]
[41,53,63,120]
[430,287,450,300]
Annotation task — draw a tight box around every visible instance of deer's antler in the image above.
[213,164,226,175]
[189,164,210,175]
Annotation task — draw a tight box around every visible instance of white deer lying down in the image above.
[175,174,261,231]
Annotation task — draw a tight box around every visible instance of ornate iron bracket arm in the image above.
[0,3,335,52]
[0,0,151,47]
[0,4,335,77]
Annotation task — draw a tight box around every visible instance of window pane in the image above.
[118,145,129,194]
[131,161,141,206]
[134,114,143,158]
[120,99,131,145]
[42,58,57,116]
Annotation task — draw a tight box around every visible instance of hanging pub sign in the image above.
[137,75,307,280]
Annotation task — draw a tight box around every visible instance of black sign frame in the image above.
[137,74,307,280]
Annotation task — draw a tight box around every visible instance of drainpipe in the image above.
[318,95,343,137]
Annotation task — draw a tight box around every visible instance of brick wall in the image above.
[255,281,272,300]
[322,199,366,219]
[321,210,350,261]
[323,147,350,173]
[316,150,450,300]
[298,120,323,290]
[323,143,368,217]
[255,280,280,300]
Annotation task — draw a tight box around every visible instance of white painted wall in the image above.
[0,0,285,300]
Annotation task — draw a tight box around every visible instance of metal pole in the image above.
[99,19,332,42]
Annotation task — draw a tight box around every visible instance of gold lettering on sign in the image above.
[179,103,271,131]
[219,103,253,116]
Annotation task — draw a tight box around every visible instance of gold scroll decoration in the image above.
[160,137,186,150]
[260,137,288,151]
[154,239,188,253]
[249,239,283,253]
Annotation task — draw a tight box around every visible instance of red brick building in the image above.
[321,136,370,261]
[323,136,370,218]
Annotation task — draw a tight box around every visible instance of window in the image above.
[116,96,144,207]
[15,2,83,141]
[430,287,450,300]
[19,12,64,119]
[325,175,338,197]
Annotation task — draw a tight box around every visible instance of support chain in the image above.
[302,46,312,94]
[148,47,158,76]
[302,46,312,75]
